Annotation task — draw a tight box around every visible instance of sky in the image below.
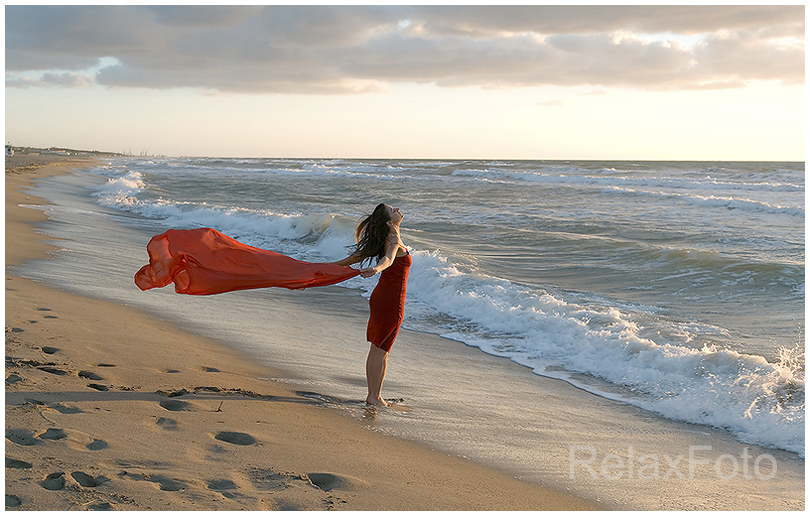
[4,5,806,160]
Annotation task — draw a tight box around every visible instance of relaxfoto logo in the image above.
[569,445,777,481]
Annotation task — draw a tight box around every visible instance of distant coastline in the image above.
[6,145,126,158]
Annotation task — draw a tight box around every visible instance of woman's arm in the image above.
[331,253,363,267]
[362,250,394,278]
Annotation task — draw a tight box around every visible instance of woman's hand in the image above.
[359,266,378,278]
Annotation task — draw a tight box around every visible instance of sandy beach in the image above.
[5,155,600,510]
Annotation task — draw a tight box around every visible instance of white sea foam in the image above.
[93,170,146,207]
[404,249,805,456]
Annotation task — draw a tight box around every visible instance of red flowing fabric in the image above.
[134,228,361,295]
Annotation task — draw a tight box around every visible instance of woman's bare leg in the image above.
[366,344,389,406]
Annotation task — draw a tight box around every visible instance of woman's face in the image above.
[385,204,404,224]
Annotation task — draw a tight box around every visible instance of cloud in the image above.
[4,5,804,94]
[5,72,94,89]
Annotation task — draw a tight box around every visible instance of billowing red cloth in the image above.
[134,228,361,295]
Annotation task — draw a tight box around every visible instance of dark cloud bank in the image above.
[5,5,804,94]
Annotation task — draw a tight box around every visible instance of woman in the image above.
[333,203,411,406]
[135,203,409,406]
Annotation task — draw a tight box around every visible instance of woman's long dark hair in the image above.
[349,203,390,264]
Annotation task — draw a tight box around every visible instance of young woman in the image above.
[136,203,410,406]
[333,203,411,406]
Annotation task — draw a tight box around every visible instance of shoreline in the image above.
[5,156,599,510]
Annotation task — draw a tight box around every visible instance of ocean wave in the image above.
[92,170,359,264]
[451,167,804,195]
[92,170,146,207]
[605,186,804,217]
[404,250,804,456]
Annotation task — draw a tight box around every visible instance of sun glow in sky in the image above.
[4,5,805,160]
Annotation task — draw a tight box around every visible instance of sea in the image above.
[15,157,805,508]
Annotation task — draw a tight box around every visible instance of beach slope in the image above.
[5,156,598,510]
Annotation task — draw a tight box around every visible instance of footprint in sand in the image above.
[37,428,67,441]
[87,383,110,391]
[78,371,103,381]
[51,403,82,414]
[6,458,33,469]
[6,429,39,446]
[208,479,237,490]
[86,439,108,451]
[71,471,108,488]
[307,473,351,492]
[295,391,343,405]
[208,479,238,498]
[155,417,178,431]
[140,474,187,492]
[39,472,66,491]
[6,373,23,386]
[249,468,301,490]
[38,366,68,376]
[64,429,108,452]
[153,475,188,492]
[159,400,192,412]
[214,431,256,446]
[84,502,113,510]
[6,494,22,508]
[118,470,187,491]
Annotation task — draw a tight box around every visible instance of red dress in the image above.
[367,252,412,352]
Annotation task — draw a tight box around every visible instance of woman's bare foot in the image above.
[365,396,389,407]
